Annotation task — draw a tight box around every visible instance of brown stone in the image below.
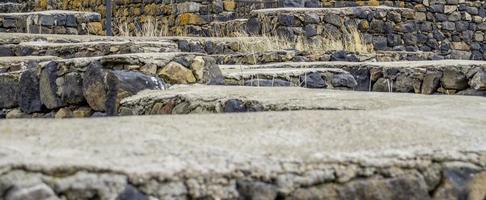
[6,109,30,119]
[158,62,196,84]
[223,0,236,11]
[176,13,206,26]
[55,107,73,119]
[73,107,93,118]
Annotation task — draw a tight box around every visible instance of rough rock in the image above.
[422,71,442,94]
[54,107,73,119]
[469,71,486,90]
[39,62,66,109]
[158,62,196,84]
[300,72,326,88]
[73,107,93,118]
[5,108,29,119]
[331,73,358,88]
[19,69,43,113]
[83,62,166,115]
[441,68,468,90]
[0,74,19,108]
[190,56,224,85]
[82,62,109,112]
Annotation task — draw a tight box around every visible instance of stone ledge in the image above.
[1,106,486,198]
[119,84,485,115]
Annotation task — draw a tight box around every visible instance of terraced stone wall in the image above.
[247,1,486,60]
[28,0,273,36]
[0,53,224,118]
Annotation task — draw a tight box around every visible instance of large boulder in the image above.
[83,62,166,115]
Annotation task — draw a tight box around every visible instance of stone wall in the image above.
[0,11,103,35]
[0,53,223,117]
[246,1,486,60]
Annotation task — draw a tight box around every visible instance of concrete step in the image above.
[1,89,486,199]
[120,84,486,116]
[220,60,486,96]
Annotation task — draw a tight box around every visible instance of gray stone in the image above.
[422,71,442,94]
[116,185,148,200]
[0,74,19,108]
[278,14,295,26]
[350,68,371,91]
[281,0,305,7]
[372,78,392,92]
[65,15,77,27]
[441,68,469,90]
[244,79,291,87]
[433,167,481,200]
[39,15,55,26]
[82,62,109,112]
[19,69,43,113]
[394,73,415,93]
[53,172,127,200]
[246,17,261,35]
[60,72,84,105]
[331,74,358,88]
[469,71,486,91]
[224,99,246,112]
[236,180,277,200]
[5,183,59,200]
[39,62,64,109]
[300,72,326,88]
[304,24,317,37]
[323,14,342,26]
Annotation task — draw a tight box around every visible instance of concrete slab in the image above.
[1,94,486,198]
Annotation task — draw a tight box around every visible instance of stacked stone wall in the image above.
[5,0,486,60]
[246,1,486,60]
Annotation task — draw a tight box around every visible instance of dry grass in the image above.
[235,26,372,54]
[115,17,372,54]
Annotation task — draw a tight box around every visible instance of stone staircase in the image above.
[0,1,486,200]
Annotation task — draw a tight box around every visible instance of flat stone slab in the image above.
[120,85,486,115]
[1,90,486,198]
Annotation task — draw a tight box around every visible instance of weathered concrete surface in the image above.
[120,85,486,115]
[1,94,486,199]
